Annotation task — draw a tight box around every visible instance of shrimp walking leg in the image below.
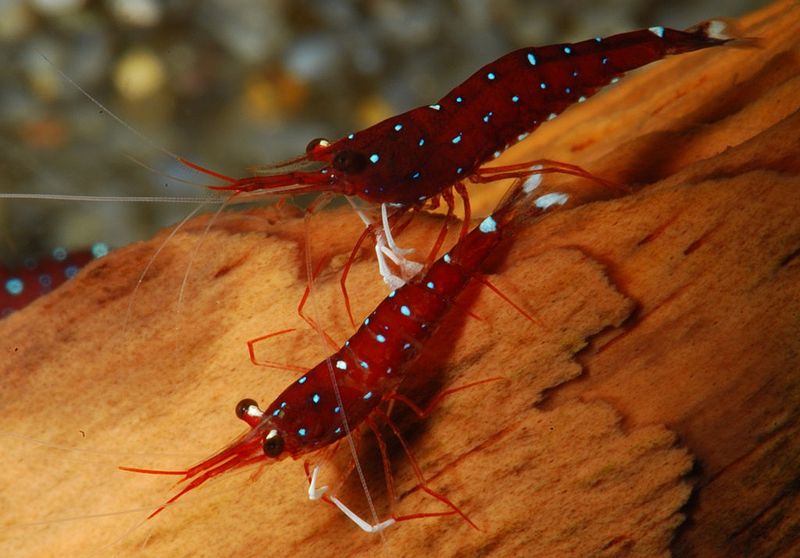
[349,201,423,290]
[307,465,396,533]
[473,159,615,189]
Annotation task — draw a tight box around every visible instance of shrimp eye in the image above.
[263,430,285,457]
[332,150,368,174]
[306,137,330,155]
[235,398,260,420]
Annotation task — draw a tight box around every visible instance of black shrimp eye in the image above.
[332,150,368,174]
[306,137,330,155]
[235,398,259,420]
[263,430,285,457]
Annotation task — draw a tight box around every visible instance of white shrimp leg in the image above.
[308,465,395,534]
[348,200,423,289]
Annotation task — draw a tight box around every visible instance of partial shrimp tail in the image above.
[490,172,625,236]
[685,18,760,49]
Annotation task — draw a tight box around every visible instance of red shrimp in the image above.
[180,20,734,316]
[198,21,731,206]
[1,244,108,318]
[120,165,628,532]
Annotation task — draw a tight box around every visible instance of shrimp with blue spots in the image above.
[119,159,632,533]
[183,21,732,294]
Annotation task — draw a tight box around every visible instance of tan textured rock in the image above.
[1,2,798,556]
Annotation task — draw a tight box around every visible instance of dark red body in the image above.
[1,246,106,317]
[221,25,728,206]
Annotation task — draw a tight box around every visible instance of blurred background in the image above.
[0,0,767,265]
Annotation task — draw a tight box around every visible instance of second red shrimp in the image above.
[122,163,630,532]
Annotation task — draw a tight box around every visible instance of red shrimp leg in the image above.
[454,181,472,240]
[246,328,308,372]
[366,417,399,519]
[296,255,340,351]
[387,377,505,419]
[424,188,456,269]
[473,159,616,190]
[340,223,376,327]
[472,275,544,327]
[373,409,479,530]
[366,418,458,524]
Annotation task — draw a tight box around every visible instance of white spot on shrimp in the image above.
[456,96,463,103]
[400,305,411,317]
[540,82,547,90]
[394,123,403,131]
[369,153,379,163]
[347,133,355,140]
[523,168,543,193]
[563,46,572,54]
[578,95,587,103]
[376,334,386,343]
[298,376,308,384]
[483,112,492,122]
[418,138,425,146]
[443,253,452,264]
[511,95,519,103]
[5,278,23,296]
[363,391,373,400]
[452,133,462,144]
[649,26,665,38]
[388,290,396,298]
[360,361,369,369]
[517,132,528,142]
[479,216,497,233]
[487,71,496,80]
[336,360,348,370]
[595,36,602,43]
[311,393,321,404]
[611,77,620,84]
[411,171,421,179]
[706,20,729,40]
[547,112,557,121]
[493,150,502,159]
[535,192,569,209]
[426,281,435,289]
[527,52,537,65]
[429,103,441,110]
[602,56,608,65]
